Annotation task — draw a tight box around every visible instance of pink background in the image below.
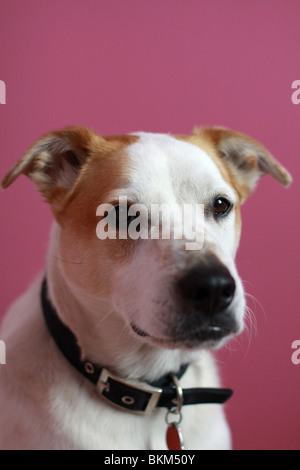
[0,0,299,450]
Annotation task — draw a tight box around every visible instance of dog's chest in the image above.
[47,371,231,450]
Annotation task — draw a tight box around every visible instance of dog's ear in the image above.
[193,127,292,202]
[2,126,103,209]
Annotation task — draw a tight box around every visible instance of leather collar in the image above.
[41,278,233,414]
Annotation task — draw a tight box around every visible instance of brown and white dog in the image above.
[0,126,291,450]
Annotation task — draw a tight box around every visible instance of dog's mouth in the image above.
[130,321,237,349]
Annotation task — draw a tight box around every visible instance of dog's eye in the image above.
[213,198,232,217]
[114,204,137,229]
[114,204,128,223]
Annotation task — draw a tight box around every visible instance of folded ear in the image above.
[2,126,102,208]
[193,126,292,202]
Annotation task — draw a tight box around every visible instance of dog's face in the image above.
[2,126,291,351]
[106,133,244,349]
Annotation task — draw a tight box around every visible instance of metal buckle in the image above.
[96,368,163,415]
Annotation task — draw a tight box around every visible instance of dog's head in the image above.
[2,126,291,351]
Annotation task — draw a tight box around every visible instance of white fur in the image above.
[113,134,245,346]
[0,132,242,450]
[0,271,231,450]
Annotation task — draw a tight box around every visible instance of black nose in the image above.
[177,263,236,316]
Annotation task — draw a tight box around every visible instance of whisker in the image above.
[95,310,114,330]
[220,288,264,358]
[241,306,255,357]
[114,323,128,348]
[232,288,266,358]
[245,292,266,321]
[223,335,242,354]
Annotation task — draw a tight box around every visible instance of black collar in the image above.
[41,278,233,414]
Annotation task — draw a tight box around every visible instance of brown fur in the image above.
[2,125,291,272]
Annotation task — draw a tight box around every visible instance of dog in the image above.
[0,126,291,450]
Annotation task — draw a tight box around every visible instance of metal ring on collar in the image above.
[170,373,184,414]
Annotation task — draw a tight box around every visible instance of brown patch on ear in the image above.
[245,154,258,170]
[1,127,139,217]
[1,126,103,209]
[1,127,99,191]
[191,126,292,203]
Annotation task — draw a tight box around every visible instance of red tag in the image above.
[166,423,184,450]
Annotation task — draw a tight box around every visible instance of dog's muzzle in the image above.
[131,259,239,348]
[177,262,236,315]
[172,260,238,345]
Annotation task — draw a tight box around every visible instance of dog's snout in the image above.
[177,263,236,316]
